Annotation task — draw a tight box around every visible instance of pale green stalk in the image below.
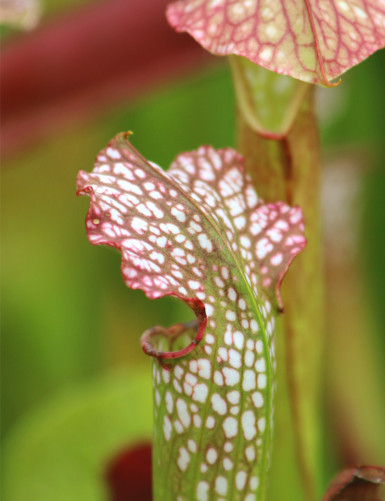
[230,56,325,501]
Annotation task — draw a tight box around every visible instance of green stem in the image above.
[231,58,325,501]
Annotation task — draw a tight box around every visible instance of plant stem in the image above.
[231,58,324,501]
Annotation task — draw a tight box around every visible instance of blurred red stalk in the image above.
[1,0,212,158]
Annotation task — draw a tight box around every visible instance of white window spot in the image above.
[176,398,191,428]
[223,416,238,438]
[162,368,170,384]
[206,448,218,464]
[185,373,197,387]
[353,5,366,18]
[188,221,203,234]
[238,298,246,311]
[245,445,256,461]
[234,215,246,229]
[174,366,184,380]
[258,374,267,389]
[183,382,193,396]
[228,349,242,369]
[163,416,172,441]
[188,439,197,453]
[135,168,145,179]
[173,379,182,393]
[246,339,254,350]
[271,253,283,266]
[242,410,257,440]
[214,276,225,288]
[338,0,348,11]
[233,331,244,350]
[239,232,253,250]
[177,447,190,471]
[157,236,167,248]
[196,481,209,501]
[211,393,227,415]
[106,147,121,159]
[223,457,233,471]
[198,233,213,252]
[188,280,200,290]
[175,234,186,244]
[227,287,237,301]
[146,201,164,219]
[255,358,266,372]
[144,182,155,191]
[215,476,228,496]
[223,367,240,386]
[258,417,266,432]
[250,319,259,332]
[193,414,202,428]
[224,327,233,345]
[165,391,173,414]
[243,369,257,391]
[214,370,224,386]
[206,416,216,429]
[174,420,183,434]
[226,310,236,322]
[131,217,148,234]
[265,24,277,37]
[250,476,259,490]
[197,359,211,379]
[137,203,152,217]
[245,350,255,367]
[227,390,240,404]
[221,266,229,279]
[192,383,209,402]
[204,345,212,355]
[236,471,247,490]
[189,361,198,374]
[150,190,162,199]
[171,207,187,223]
[252,391,264,408]
[260,47,273,62]
[217,346,228,362]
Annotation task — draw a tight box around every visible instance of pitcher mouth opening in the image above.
[140,296,207,366]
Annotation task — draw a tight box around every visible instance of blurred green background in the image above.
[1,1,385,499]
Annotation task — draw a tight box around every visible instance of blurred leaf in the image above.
[2,368,152,501]
[322,466,385,501]
[167,0,385,86]
[0,0,41,29]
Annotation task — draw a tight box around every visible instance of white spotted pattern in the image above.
[77,133,306,501]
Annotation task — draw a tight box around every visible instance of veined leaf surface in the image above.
[77,133,306,500]
[167,0,385,86]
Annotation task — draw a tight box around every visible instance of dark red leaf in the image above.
[323,465,385,501]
